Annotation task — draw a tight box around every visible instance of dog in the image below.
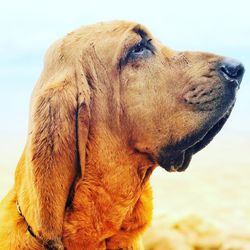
[0,21,244,249]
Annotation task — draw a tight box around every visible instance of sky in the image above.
[0,0,249,186]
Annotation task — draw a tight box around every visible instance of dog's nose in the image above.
[219,58,245,86]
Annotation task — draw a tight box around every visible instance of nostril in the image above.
[219,58,245,84]
[220,64,244,78]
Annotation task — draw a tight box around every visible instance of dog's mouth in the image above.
[157,105,234,172]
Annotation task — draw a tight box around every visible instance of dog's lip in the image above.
[167,151,192,172]
[166,151,192,172]
[158,105,233,172]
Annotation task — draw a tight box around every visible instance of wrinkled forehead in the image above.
[76,21,154,66]
[45,21,154,69]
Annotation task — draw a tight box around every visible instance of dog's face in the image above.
[117,24,244,172]
[63,21,244,172]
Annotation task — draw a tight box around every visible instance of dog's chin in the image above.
[157,106,233,172]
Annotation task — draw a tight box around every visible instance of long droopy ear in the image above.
[16,40,91,247]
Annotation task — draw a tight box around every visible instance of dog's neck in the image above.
[82,130,155,199]
[64,132,155,244]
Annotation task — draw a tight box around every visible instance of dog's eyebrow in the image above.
[133,27,149,39]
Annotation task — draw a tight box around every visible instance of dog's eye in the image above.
[132,43,148,54]
[119,38,154,69]
[128,39,153,60]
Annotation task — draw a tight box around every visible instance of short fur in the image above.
[0,21,234,249]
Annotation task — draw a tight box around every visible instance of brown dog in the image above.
[0,21,244,249]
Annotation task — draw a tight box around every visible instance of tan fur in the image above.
[0,21,226,249]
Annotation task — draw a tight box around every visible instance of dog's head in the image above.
[46,20,244,173]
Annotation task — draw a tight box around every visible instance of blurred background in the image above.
[0,0,249,249]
